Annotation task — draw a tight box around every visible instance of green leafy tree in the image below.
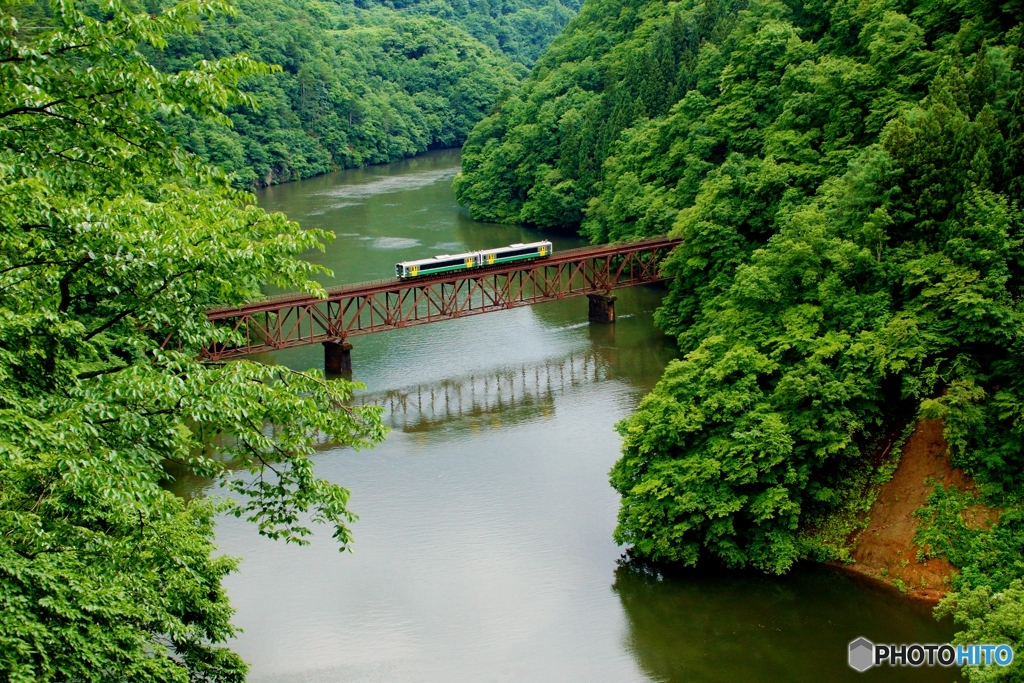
[358,0,580,67]
[0,0,385,679]
[454,0,748,229]
[608,4,1024,571]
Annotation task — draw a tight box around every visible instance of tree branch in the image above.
[76,364,131,381]
[58,256,92,314]
[83,268,197,341]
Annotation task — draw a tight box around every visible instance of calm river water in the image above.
[206,149,959,682]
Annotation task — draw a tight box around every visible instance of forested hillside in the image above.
[150,0,578,187]
[456,0,1024,673]
[355,0,581,66]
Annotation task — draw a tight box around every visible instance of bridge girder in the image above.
[202,237,681,361]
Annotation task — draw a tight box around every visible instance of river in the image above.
[204,149,958,682]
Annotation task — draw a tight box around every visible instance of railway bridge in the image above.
[204,236,681,372]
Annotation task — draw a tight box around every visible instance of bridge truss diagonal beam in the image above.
[203,237,681,360]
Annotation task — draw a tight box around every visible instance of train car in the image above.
[396,241,553,279]
[395,250,480,278]
[477,241,552,267]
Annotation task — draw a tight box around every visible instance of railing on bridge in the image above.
[204,236,681,361]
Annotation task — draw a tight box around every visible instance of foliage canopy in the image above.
[0,0,385,679]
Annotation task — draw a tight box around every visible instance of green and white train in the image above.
[395,241,553,279]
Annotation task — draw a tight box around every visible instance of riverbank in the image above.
[251,145,465,190]
[836,419,997,603]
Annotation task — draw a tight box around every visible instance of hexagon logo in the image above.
[849,637,875,672]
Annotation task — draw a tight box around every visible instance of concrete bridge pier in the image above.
[323,340,353,375]
[587,293,617,323]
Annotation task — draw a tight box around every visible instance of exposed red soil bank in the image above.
[840,420,977,602]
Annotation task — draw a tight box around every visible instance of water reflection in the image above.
[354,323,673,434]
[614,560,958,682]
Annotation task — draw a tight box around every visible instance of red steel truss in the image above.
[203,236,681,360]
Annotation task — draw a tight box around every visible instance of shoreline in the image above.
[832,419,992,604]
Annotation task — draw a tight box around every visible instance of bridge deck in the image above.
[204,236,680,360]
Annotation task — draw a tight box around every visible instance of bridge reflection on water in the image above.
[351,324,672,433]
[356,349,601,432]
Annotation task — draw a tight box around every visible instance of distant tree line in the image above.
[147,0,578,187]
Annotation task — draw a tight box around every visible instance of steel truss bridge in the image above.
[204,236,681,361]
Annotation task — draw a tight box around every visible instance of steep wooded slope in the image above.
[456,1,1024,676]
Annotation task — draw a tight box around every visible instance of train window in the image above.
[425,258,465,270]
[503,248,538,258]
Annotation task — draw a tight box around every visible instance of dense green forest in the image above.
[150,0,578,187]
[455,0,1024,674]
[354,0,581,66]
[5,0,1024,675]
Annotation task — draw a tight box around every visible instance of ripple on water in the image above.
[317,168,458,200]
[370,237,422,250]
[430,241,464,252]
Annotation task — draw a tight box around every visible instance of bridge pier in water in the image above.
[587,293,616,323]
[324,340,353,374]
